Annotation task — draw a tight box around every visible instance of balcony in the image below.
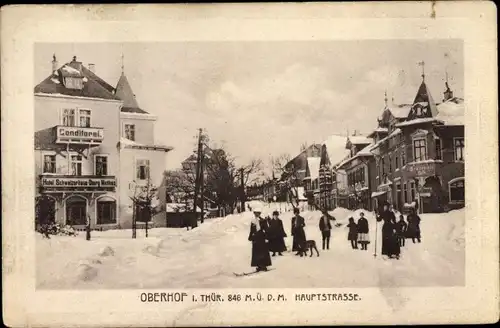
[403,160,444,179]
[54,125,104,145]
[39,175,116,193]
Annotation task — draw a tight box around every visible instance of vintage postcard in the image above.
[1,2,498,326]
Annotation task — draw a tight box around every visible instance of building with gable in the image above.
[370,74,465,214]
[35,55,173,230]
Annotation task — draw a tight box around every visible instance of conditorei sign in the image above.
[41,176,116,189]
[56,126,104,144]
[405,162,438,177]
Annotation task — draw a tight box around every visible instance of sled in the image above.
[233,268,276,277]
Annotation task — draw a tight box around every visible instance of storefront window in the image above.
[96,199,116,224]
[449,178,465,203]
[65,196,87,226]
[413,138,427,162]
[454,138,464,161]
[43,155,56,173]
[410,181,416,201]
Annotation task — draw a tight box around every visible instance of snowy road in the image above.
[36,203,465,289]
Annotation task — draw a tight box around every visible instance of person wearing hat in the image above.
[248,207,272,272]
[356,212,370,251]
[376,201,400,259]
[267,210,287,256]
[291,207,306,255]
[319,210,334,250]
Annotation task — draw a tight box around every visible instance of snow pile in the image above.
[37,200,465,289]
[436,98,465,126]
[61,65,81,75]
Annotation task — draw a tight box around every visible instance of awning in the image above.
[371,190,388,198]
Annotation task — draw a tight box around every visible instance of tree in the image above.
[129,179,158,238]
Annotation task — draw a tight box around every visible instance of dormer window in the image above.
[64,77,84,90]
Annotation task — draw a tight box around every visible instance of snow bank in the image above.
[37,201,465,289]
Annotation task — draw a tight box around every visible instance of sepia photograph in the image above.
[2,2,498,326]
[34,40,465,289]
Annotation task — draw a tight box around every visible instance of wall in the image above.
[120,113,156,145]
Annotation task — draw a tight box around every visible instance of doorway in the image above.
[65,196,87,225]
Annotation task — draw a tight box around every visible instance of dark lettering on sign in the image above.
[294,293,361,302]
[139,292,188,303]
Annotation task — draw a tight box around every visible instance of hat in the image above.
[293,207,300,214]
[272,210,279,216]
[253,207,262,213]
[360,212,365,216]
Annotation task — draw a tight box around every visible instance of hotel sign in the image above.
[406,162,436,178]
[41,176,116,190]
[56,126,104,144]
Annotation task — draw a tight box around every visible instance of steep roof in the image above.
[34,59,121,101]
[306,157,321,181]
[115,73,149,114]
[322,135,350,168]
[407,80,439,119]
[389,104,413,118]
[346,135,372,148]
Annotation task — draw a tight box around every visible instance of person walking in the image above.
[291,207,306,255]
[248,208,272,272]
[268,210,287,256]
[356,212,370,251]
[319,210,334,250]
[406,208,422,243]
[395,214,408,247]
[347,217,358,249]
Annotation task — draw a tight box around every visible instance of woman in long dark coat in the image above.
[248,209,272,272]
[268,211,287,256]
[406,208,422,243]
[291,207,306,255]
[376,203,400,259]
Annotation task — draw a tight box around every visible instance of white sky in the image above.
[35,40,463,172]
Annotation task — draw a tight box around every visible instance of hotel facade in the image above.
[34,56,172,230]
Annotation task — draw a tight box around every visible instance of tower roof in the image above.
[115,73,149,114]
[407,80,439,120]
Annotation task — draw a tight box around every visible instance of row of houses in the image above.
[273,71,465,214]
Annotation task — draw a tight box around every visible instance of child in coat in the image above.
[347,217,358,249]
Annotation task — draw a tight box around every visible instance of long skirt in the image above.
[251,240,272,267]
[347,231,358,241]
[292,228,306,251]
[268,237,287,253]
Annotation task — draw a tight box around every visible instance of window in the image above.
[410,181,416,201]
[64,77,84,90]
[381,157,385,175]
[43,154,56,173]
[96,199,116,224]
[435,138,443,160]
[95,155,108,176]
[388,155,392,172]
[454,138,464,161]
[124,124,135,141]
[62,109,76,126]
[449,178,465,203]
[71,155,83,176]
[79,109,91,127]
[402,147,406,166]
[413,138,427,162]
[403,183,408,203]
[395,153,399,169]
[65,196,87,226]
[136,159,150,180]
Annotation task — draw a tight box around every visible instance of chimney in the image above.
[51,54,58,73]
[443,81,454,102]
[88,63,95,73]
[70,56,82,71]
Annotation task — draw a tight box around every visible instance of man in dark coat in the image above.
[248,208,272,272]
[376,202,400,259]
[291,207,306,255]
[268,211,287,256]
[406,208,422,243]
[319,210,334,250]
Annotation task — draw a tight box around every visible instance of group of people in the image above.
[247,202,422,271]
[376,201,422,259]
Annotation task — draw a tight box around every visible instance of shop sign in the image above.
[420,192,431,197]
[56,126,104,144]
[406,162,436,177]
[41,176,116,189]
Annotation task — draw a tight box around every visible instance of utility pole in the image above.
[240,167,245,212]
[192,128,203,229]
[200,133,205,224]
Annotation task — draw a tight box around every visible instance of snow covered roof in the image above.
[347,135,372,147]
[370,128,402,150]
[306,157,320,181]
[395,117,444,128]
[388,104,413,118]
[336,143,375,169]
[323,135,350,167]
[435,97,465,126]
[35,58,121,101]
[118,137,173,152]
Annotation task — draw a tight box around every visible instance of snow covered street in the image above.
[37,202,465,289]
